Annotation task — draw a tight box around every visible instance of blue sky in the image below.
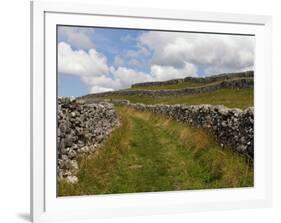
[58,26,254,96]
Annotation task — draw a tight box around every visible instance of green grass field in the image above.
[100,88,253,109]
[58,107,253,196]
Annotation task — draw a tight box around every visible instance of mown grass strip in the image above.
[58,107,253,196]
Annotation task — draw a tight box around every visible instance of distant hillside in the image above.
[78,71,254,109]
[131,70,254,89]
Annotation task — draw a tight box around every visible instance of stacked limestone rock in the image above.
[132,70,254,87]
[127,103,254,159]
[57,97,119,184]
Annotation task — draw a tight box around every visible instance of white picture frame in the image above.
[31,1,272,222]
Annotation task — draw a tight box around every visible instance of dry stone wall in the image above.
[127,103,254,159]
[57,97,119,184]
[132,70,254,87]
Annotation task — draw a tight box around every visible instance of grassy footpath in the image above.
[100,88,253,109]
[59,107,253,196]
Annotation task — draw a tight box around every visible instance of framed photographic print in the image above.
[31,1,272,222]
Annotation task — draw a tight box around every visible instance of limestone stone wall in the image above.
[132,70,254,87]
[57,97,119,183]
[127,103,254,159]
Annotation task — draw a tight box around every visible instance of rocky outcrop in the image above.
[132,70,254,87]
[57,97,119,184]
[127,103,254,159]
[81,78,253,100]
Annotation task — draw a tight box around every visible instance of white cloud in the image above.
[113,67,152,88]
[90,86,114,93]
[58,26,95,50]
[151,62,197,81]
[139,31,254,75]
[58,42,109,77]
[82,75,121,90]
[58,42,151,93]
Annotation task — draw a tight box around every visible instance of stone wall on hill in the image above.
[127,103,254,159]
[81,78,253,100]
[57,97,119,184]
[132,70,254,87]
